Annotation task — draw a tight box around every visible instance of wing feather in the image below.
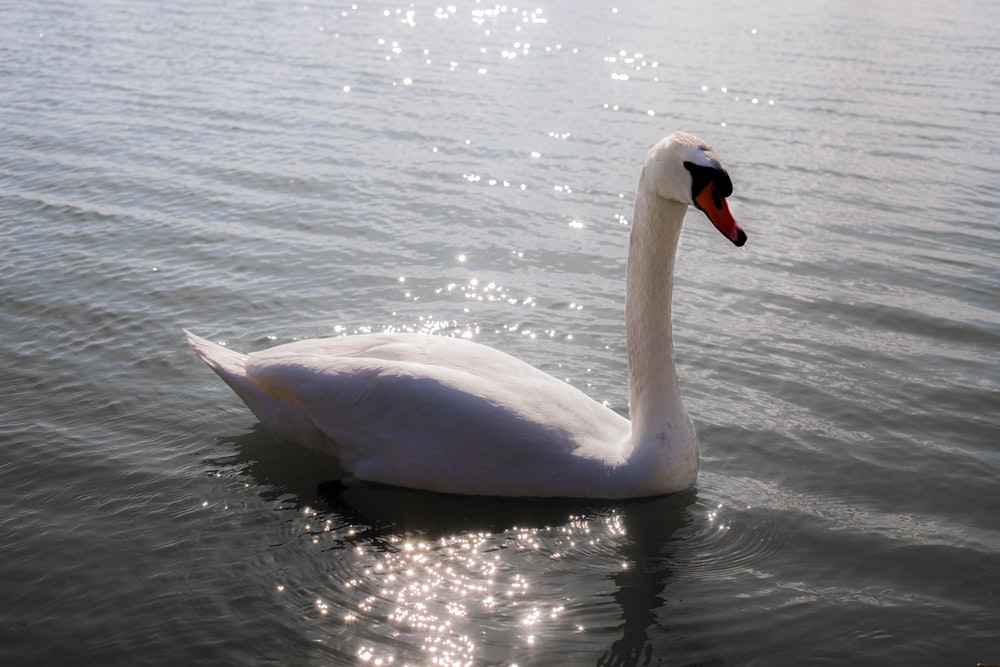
[241,334,629,493]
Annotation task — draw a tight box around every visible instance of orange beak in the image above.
[694,183,747,247]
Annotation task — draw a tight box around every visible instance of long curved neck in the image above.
[625,180,690,451]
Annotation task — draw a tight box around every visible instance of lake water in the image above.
[2,0,998,664]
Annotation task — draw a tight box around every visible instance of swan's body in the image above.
[186,132,746,498]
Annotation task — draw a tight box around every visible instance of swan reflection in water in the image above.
[207,427,720,666]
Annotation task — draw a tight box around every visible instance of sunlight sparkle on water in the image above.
[285,511,637,664]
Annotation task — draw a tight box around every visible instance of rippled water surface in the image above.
[2,0,999,664]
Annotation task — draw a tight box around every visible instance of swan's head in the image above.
[643,132,747,246]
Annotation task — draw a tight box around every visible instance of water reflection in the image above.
[203,426,344,506]
[211,428,701,665]
[596,495,695,667]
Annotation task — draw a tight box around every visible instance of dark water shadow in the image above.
[315,480,619,540]
[595,492,707,667]
[207,427,708,666]
[202,426,345,506]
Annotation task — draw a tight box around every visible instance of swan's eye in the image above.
[683,161,731,203]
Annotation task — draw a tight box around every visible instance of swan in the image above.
[185,132,746,498]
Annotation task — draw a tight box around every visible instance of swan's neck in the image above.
[624,182,697,481]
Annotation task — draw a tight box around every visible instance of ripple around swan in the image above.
[257,486,647,666]
[218,464,834,666]
[195,428,715,666]
[658,474,789,585]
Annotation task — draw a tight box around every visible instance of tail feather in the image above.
[184,329,261,408]
[184,329,247,374]
[184,329,327,450]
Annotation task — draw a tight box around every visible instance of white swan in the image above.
[185,132,746,498]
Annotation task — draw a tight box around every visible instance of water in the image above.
[2,0,998,664]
